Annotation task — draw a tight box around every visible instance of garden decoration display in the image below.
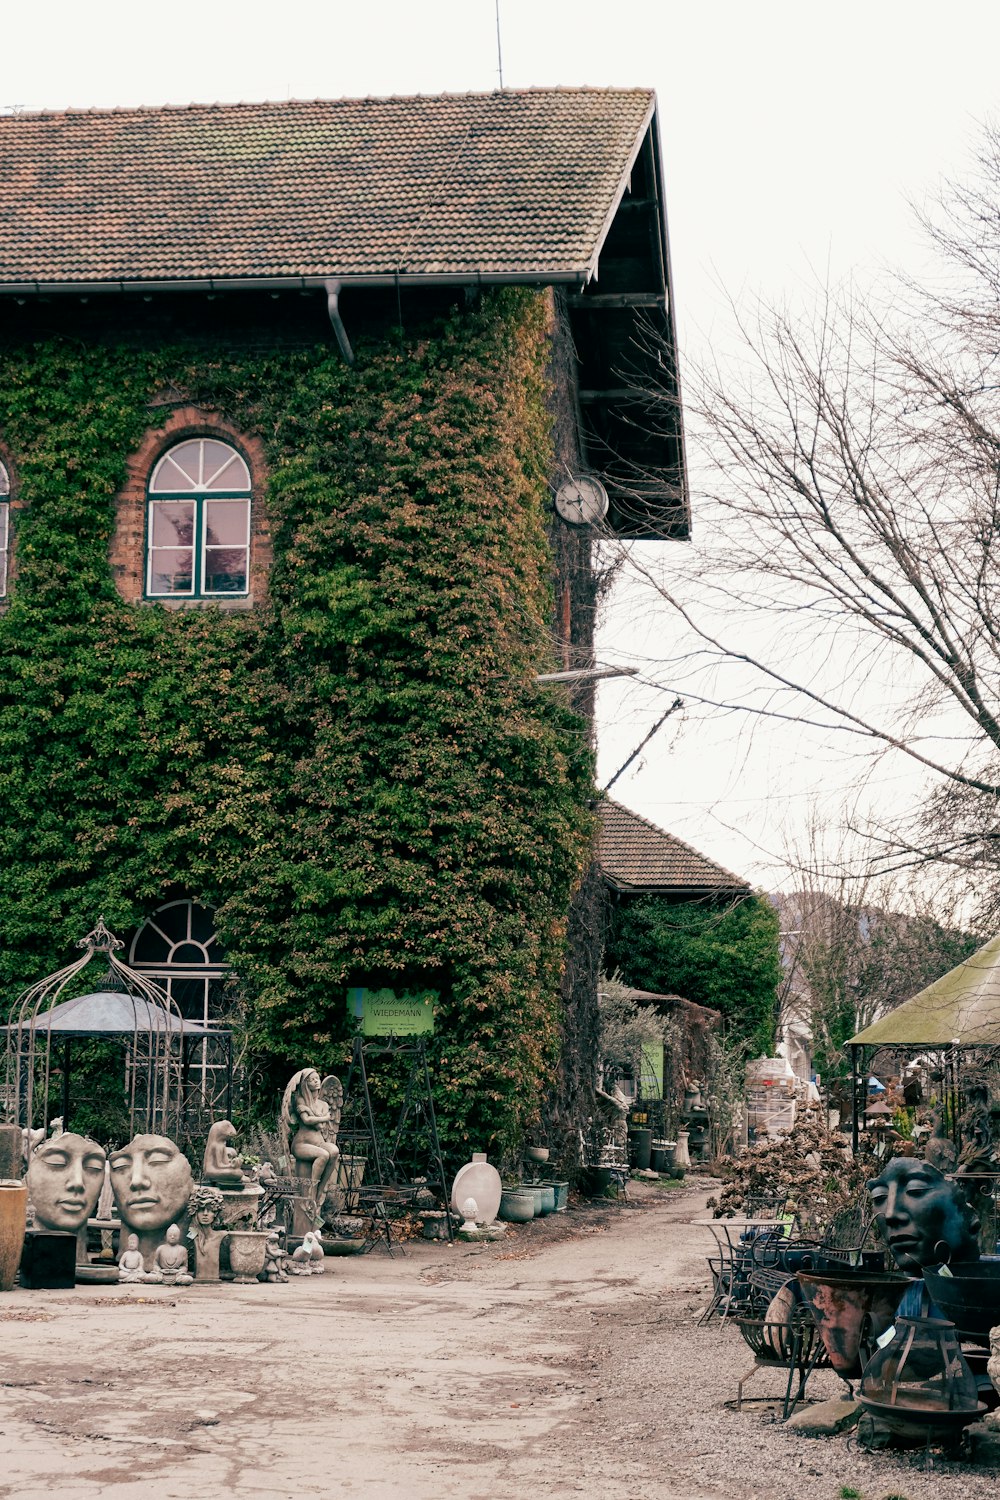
[202,1120,253,1188]
[459,1197,480,1234]
[25,1131,106,1263]
[187,1184,227,1283]
[109,1133,194,1270]
[226,1228,271,1284]
[289,1231,325,1274]
[867,1159,981,1273]
[279,1067,343,1230]
[450,1155,502,1227]
[151,1223,194,1285]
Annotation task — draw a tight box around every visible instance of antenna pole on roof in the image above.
[602,697,683,793]
[495,0,505,89]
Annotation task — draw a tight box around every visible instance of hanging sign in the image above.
[346,986,437,1037]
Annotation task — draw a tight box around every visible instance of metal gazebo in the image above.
[1,919,232,1138]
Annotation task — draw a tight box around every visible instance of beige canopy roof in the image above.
[850,932,1000,1047]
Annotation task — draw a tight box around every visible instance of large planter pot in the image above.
[796,1269,915,1376]
[226,1229,271,1284]
[0,1180,27,1292]
[628,1128,652,1171]
[499,1190,534,1224]
[550,1182,569,1212]
[538,1186,556,1216]
[923,1260,1000,1347]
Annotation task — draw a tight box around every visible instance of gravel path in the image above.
[0,1181,997,1498]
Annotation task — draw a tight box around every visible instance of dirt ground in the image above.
[1,1182,999,1499]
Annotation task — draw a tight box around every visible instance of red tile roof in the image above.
[0,88,655,287]
[597,799,750,894]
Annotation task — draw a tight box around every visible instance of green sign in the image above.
[346,986,437,1037]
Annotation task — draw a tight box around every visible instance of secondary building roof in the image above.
[0,89,654,287]
[850,932,1000,1048]
[596,799,750,896]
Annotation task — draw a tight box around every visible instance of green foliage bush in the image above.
[604,892,781,1052]
[0,290,594,1160]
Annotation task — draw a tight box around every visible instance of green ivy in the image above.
[605,892,781,1053]
[0,290,594,1161]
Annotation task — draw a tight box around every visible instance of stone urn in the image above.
[226,1229,271,1284]
[671,1131,691,1174]
[0,1179,28,1292]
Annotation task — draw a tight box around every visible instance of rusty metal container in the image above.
[796,1268,915,1376]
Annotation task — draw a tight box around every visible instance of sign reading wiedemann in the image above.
[346,986,437,1037]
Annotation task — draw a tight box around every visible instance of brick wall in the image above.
[109,404,271,608]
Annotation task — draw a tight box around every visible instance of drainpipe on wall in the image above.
[324,279,354,365]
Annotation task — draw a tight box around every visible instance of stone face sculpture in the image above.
[109,1133,194,1270]
[118,1232,149,1283]
[867,1158,981,1272]
[187,1184,227,1282]
[280,1068,343,1206]
[202,1121,251,1188]
[26,1132,107,1263]
[151,1223,193,1285]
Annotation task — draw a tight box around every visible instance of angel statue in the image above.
[279,1067,343,1207]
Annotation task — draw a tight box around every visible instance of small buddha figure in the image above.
[151,1223,193,1285]
[202,1120,251,1189]
[263,1231,289,1283]
[118,1233,149,1283]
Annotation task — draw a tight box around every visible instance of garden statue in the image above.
[290,1231,325,1274]
[151,1224,193,1285]
[26,1132,107,1263]
[187,1184,227,1282]
[117,1233,149,1283]
[279,1068,343,1210]
[202,1120,251,1188]
[109,1133,194,1269]
[867,1158,981,1272]
[263,1230,289,1282]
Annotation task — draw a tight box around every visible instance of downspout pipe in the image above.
[324,279,354,365]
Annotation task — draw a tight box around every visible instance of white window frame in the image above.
[146,439,251,600]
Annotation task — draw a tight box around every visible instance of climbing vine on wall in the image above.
[0,290,594,1160]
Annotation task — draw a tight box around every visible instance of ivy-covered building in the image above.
[0,88,686,1159]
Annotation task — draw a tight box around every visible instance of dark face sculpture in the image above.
[867,1159,981,1272]
[26,1132,106,1232]
[109,1134,193,1232]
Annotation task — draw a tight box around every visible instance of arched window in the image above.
[146,438,251,599]
[129,899,228,1028]
[0,459,9,599]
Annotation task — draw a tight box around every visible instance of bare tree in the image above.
[618,122,1000,896]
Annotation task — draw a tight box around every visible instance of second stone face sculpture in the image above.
[26,1132,107,1262]
[867,1158,982,1272]
[109,1133,194,1269]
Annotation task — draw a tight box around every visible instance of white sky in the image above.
[7,0,1000,889]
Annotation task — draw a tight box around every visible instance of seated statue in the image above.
[202,1120,250,1188]
[263,1231,289,1283]
[867,1158,981,1272]
[150,1223,193,1285]
[118,1233,150,1283]
[279,1068,343,1206]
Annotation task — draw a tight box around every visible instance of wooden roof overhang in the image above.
[0,89,688,541]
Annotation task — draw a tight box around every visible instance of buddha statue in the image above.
[117,1233,149,1283]
[151,1223,193,1285]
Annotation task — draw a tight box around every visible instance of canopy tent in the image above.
[847,932,1000,1150]
[3,990,220,1038]
[3,921,233,1136]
